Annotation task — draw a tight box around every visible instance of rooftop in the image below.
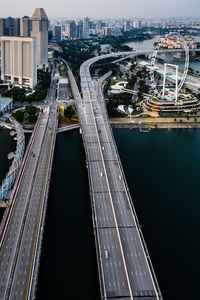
[31,8,48,21]
[0,98,13,112]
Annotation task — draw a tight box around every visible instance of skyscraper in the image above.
[77,20,83,39]
[13,18,20,36]
[21,16,31,37]
[97,20,102,30]
[83,17,90,39]
[104,27,112,37]
[5,17,14,36]
[124,20,131,32]
[1,36,37,88]
[31,8,48,66]
[70,21,77,39]
[65,24,70,37]
[54,25,62,42]
[0,19,6,36]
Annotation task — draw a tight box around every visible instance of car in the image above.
[105,250,109,259]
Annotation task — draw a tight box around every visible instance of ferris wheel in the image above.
[150,32,190,101]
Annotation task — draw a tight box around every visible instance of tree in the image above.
[25,105,37,115]
[11,87,26,102]
[64,106,75,119]
[12,110,24,123]
[137,91,143,101]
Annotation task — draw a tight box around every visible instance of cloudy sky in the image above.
[1,0,200,18]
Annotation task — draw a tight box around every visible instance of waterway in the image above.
[125,34,200,73]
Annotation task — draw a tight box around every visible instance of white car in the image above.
[105,250,109,259]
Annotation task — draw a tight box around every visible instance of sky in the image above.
[1,0,200,19]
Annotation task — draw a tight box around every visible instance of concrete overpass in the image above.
[0,74,58,299]
[66,51,163,299]
[57,124,80,133]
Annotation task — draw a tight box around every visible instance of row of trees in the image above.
[12,105,38,123]
[1,70,51,103]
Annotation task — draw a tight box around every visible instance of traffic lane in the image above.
[99,228,131,298]
[111,191,136,228]
[9,124,53,299]
[89,161,109,193]
[119,227,157,296]
[94,192,115,228]
[0,120,47,298]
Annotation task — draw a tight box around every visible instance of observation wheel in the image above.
[150,32,190,101]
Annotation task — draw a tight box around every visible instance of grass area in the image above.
[59,112,79,126]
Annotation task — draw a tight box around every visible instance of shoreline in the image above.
[110,121,200,129]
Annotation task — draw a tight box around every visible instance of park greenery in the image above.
[107,93,133,117]
[1,70,51,103]
[12,105,38,123]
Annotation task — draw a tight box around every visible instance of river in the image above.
[125,34,200,73]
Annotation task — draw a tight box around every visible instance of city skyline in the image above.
[0,0,200,19]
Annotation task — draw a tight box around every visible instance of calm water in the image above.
[125,35,160,51]
[125,34,200,73]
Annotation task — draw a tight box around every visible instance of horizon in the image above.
[0,0,200,19]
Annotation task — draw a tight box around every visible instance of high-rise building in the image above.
[31,8,48,66]
[21,16,31,37]
[1,36,37,89]
[124,20,131,32]
[83,17,90,38]
[104,27,112,37]
[54,25,62,41]
[65,24,70,37]
[77,20,83,39]
[70,21,77,39]
[133,21,141,29]
[0,18,6,36]
[97,20,102,30]
[5,17,14,35]
[13,18,20,36]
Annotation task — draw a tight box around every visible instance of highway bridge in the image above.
[56,124,80,133]
[66,51,163,299]
[0,76,58,299]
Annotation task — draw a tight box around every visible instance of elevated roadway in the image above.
[57,124,80,133]
[67,51,163,299]
[0,77,58,299]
